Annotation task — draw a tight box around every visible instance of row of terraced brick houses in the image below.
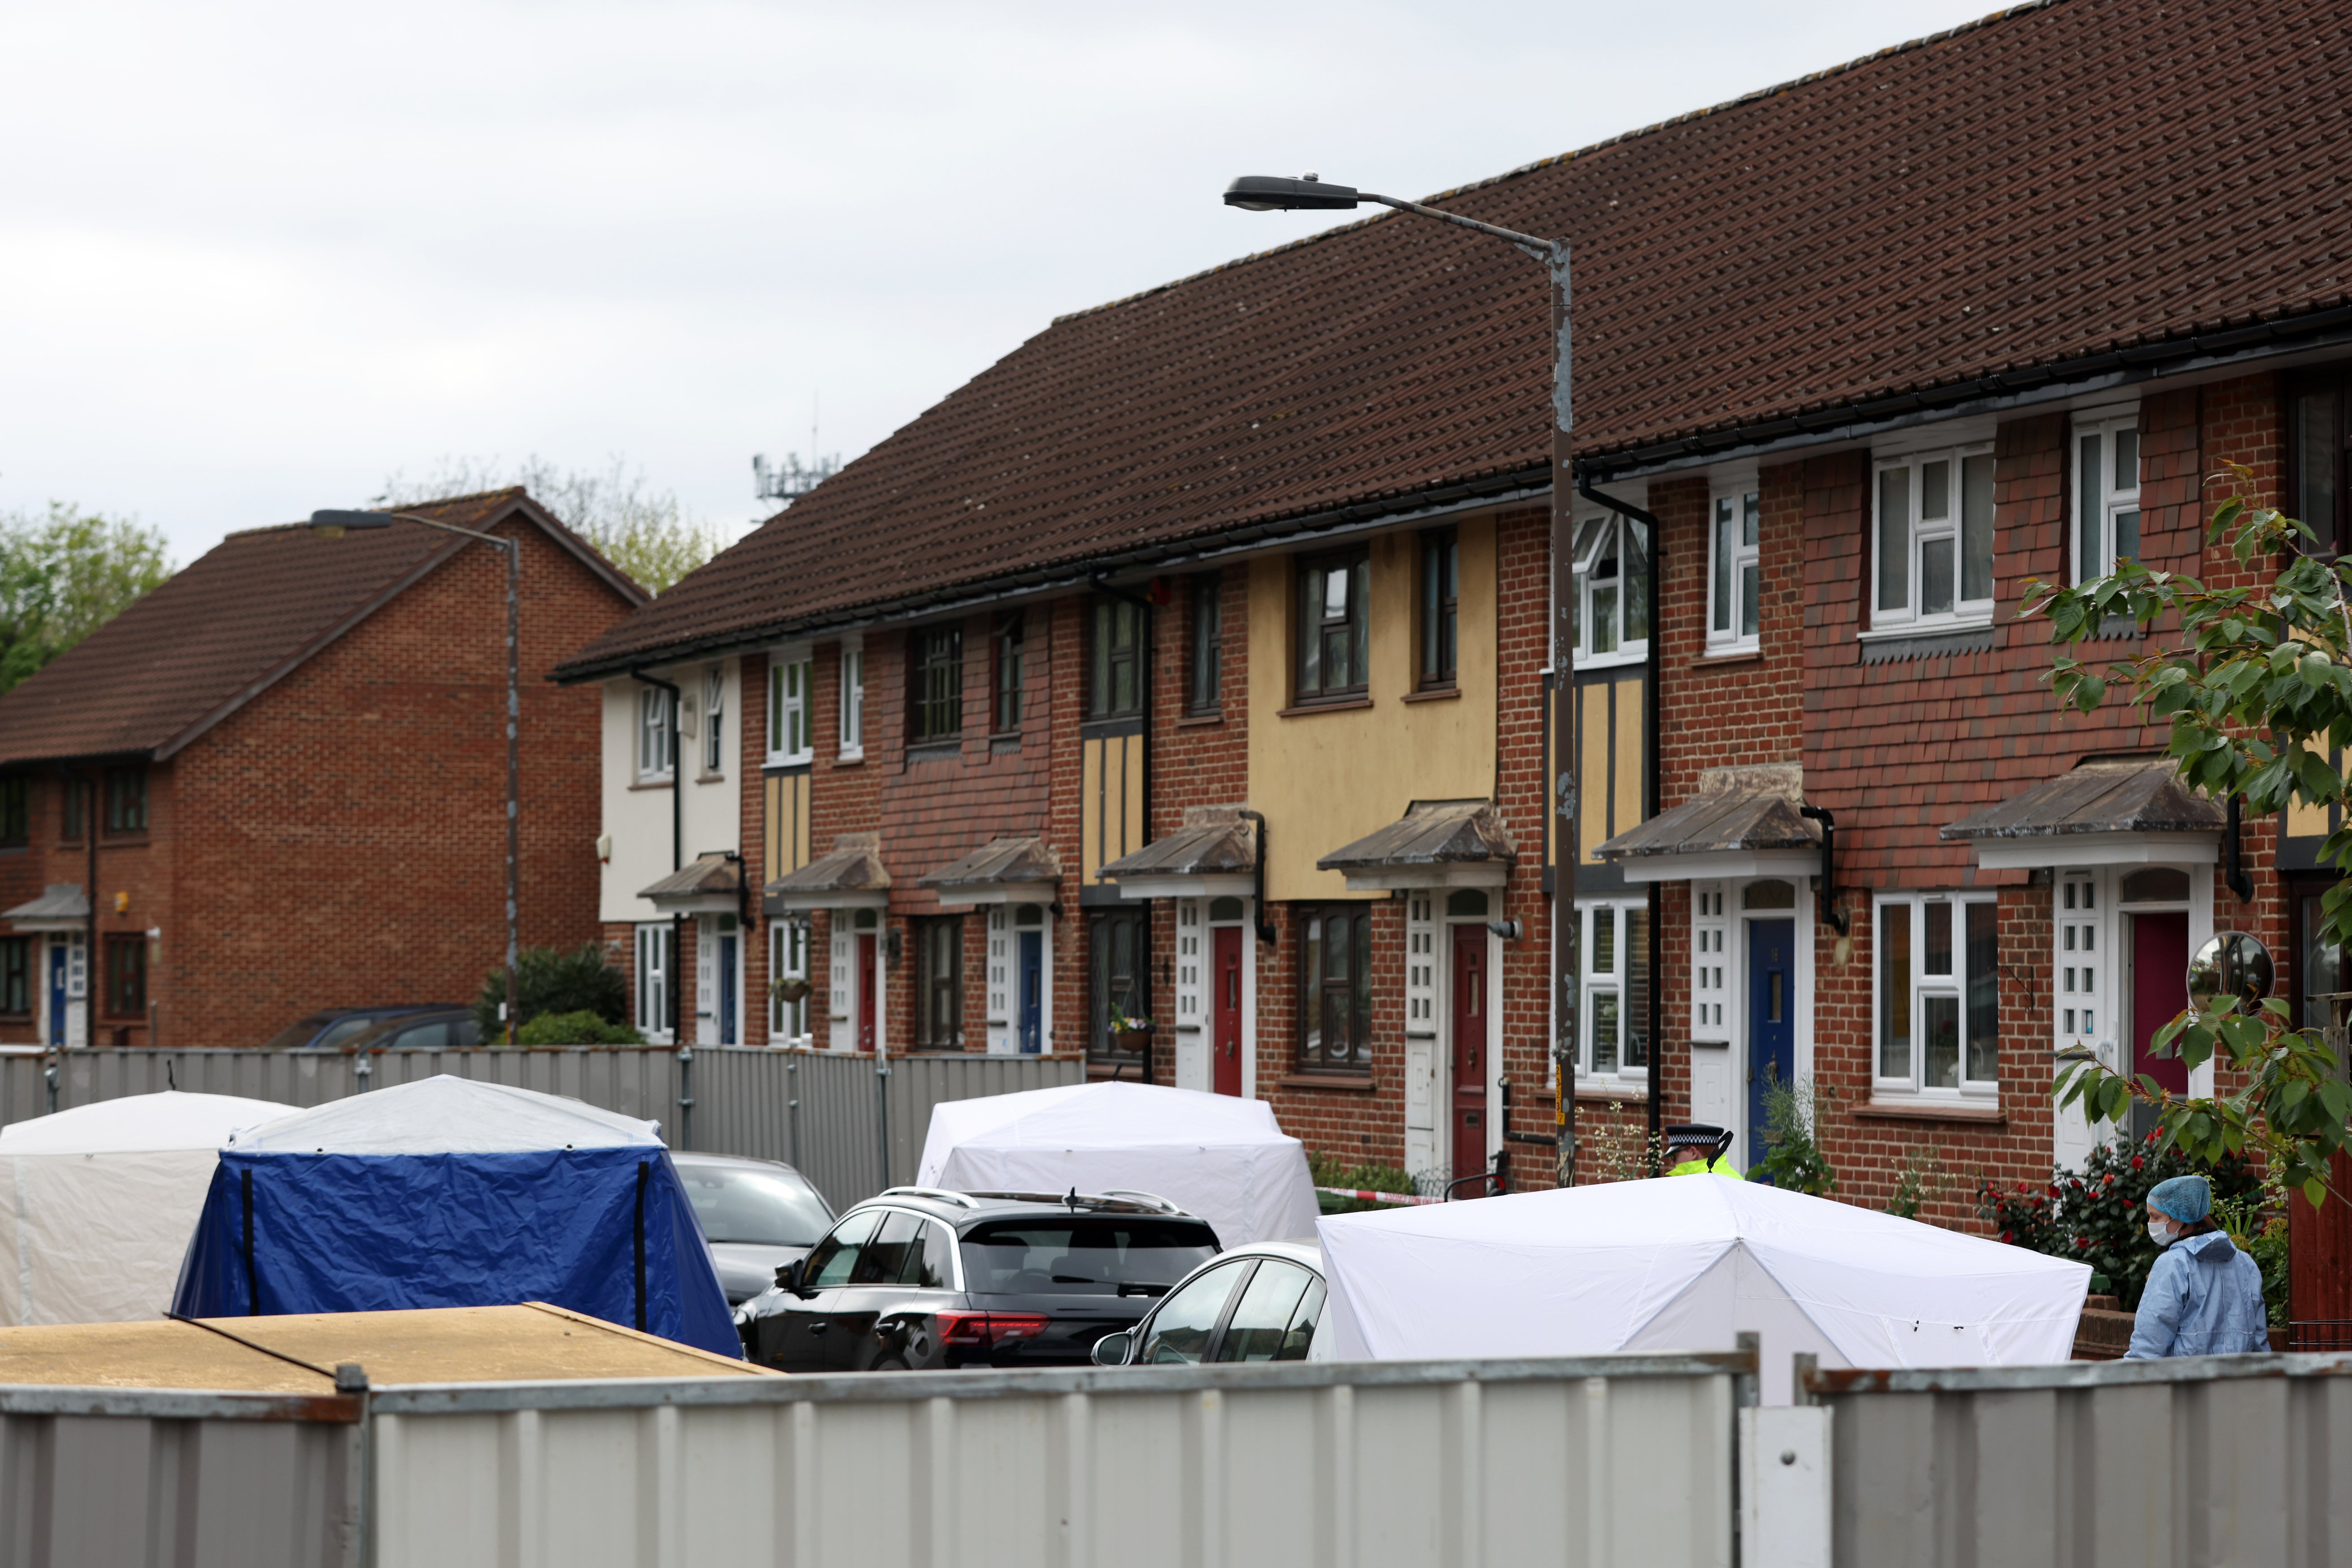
[554,0,2352,1288]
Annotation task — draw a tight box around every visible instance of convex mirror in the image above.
[2188,930,2274,1013]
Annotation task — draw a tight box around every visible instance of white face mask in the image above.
[2148,1220,2176,1248]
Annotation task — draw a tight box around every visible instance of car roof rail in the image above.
[1096,1189,1184,1215]
[874,1186,980,1209]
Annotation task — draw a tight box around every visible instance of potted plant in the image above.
[1107,1003,1154,1054]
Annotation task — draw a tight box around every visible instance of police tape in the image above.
[1314,1185,1445,1207]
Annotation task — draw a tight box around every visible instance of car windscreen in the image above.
[260,1012,341,1050]
[958,1219,1218,1297]
[310,1016,379,1051]
[679,1165,835,1246]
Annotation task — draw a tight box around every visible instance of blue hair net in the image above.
[2149,1174,2210,1224]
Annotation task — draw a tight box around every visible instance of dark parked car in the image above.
[673,1152,836,1305]
[737,1187,1220,1372]
[331,1008,482,1052]
[1090,1239,1326,1367]
[261,1005,473,1051]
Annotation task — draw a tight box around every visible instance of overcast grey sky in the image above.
[0,0,2001,564]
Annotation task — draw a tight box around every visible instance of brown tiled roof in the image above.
[559,0,2352,679]
[0,491,641,767]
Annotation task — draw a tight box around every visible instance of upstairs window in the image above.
[909,626,963,745]
[637,687,674,781]
[2290,365,2352,553]
[2075,411,2142,582]
[994,613,1025,734]
[1571,511,1648,664]
[768,651,813,767]
[840,641,866,759]
[1295,550,1369,704]
[1419,529,1458,688]
[1089,599,1142,719]
[702,666,726,776]
[1709,489,1761,649]
[1873,447,1995,627]
[61,777,86,842]
[1188,575,1222,715]
[104,767,146,835]
[0,776,27,847]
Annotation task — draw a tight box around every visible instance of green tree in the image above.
[2023,464,2352,1207]
[0,504,174,692]
[375,455,728,594]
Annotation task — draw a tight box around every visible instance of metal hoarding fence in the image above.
[0,1047,1081,1211]
[1803,1350,2352,1568]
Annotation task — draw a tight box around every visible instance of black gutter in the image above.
[1579,302,2352,484]
[630,668,684,1044]
[557,466,1552,685]
[1574,475,1664,1170]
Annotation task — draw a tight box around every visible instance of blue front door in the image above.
[1746,919,1795,1176]
[47,943,65,1047]
[718,934,738,1045]
[1017,932,1042,1054]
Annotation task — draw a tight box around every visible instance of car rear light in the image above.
[935,1312,1052,1348]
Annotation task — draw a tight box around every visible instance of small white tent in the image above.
[1317,1176,2090,1404]
[917,1081,1322,1248]
[0,1091,298,1326]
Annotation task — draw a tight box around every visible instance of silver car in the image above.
[672,1152,836,1305]
[1090,1238,1325,1366]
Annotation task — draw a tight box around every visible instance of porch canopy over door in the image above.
[1316,798,1516,892]
[1939,758,2223,870]
[918,836,1060,908]
[1098,808,1256,903]
[762,832,891,915]
[1592,763,1818,883]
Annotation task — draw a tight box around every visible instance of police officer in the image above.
[1663,1124,1740,1177]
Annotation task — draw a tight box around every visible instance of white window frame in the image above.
[1690,882,1730,1040]
[636,688,674,783]
[1873,892,1999,1099]
[2053,870,2106,1047]
[634,922,673,1042]
[839,638,866,760]
[1579,896,1650,1083]
[2074,408,2143,584]
[1707,486,1762,650]
[768,647,814,767]
[1870,444,1997,630]
[1570,510,1649,671]
[771,916,810,1045]
[702,664,726,777]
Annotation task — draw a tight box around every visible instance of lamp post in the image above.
[311,508,522,1047]
[1223,173,1580,1187]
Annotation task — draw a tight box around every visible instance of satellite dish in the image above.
[2187,930,2274,1013]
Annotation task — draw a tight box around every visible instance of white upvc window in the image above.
[1690,883,1729,1040]
[702,665,726,776]
[2074,409,2143,583]
[771,917,809,1043]
[637,687,675,782]
[634,922,673,1041]
[768,649,814,767]
[1571,510,1649,668]
[839,638,865,760]
[1871,445,1996,628]
[1581,898,1650,1080]
[1708,488,1761,650]
[1874,892,1999,1096]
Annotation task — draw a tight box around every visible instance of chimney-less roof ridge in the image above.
[223,487,534,540]
[1050,0,2063,329]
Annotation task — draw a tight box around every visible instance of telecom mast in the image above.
[753,395,841,507]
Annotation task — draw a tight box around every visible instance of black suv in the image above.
[737,1187,1220,1372]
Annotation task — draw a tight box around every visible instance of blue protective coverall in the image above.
[2124,1231,2270,1358]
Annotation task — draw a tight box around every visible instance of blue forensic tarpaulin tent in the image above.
[169,1076,739,1357]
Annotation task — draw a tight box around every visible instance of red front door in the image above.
[1213,927,1243,1096]
[857,934,878,1054]
[1452,926,1487,1191]
[2131,912,2190,1096]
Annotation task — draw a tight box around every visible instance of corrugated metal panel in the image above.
[0,1387,361,1568]
[0,1047,1079,1213]
[368,1353,1744,1568]
[1809,1353,2352,1568]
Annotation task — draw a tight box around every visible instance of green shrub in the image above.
[1976,1130,2260,1309]
[1308,1150,1422,1212]
[513,1009,643,1047]
[474,943,629,1039]
[1746,1070,1838,1195]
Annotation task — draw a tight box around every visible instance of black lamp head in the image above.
[1223,174,1360,212]
[308,509,399,539]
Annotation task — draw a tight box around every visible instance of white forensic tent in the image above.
[0,1091,299,1326]
[917,1081,1322,1248]
[1317,1176,2091,1404]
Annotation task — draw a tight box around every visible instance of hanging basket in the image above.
[1109,1026,1155,1053]
[771,978,813,1005]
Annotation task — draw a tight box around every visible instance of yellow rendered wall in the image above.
[764,772,812,885]
[1247,514,1499,902]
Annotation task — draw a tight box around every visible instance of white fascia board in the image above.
[929,882,1060,908]
[768,891,889,914]
[1109,874,1257,902]
[1968,832,2219,871]
[1609,849,1821,884]
[1337,865,1510,892]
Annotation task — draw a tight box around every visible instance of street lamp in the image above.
[311,508,523,1047]
[1225,173,1582,1188]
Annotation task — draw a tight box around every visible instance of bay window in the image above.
[1872,447,1995,627]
